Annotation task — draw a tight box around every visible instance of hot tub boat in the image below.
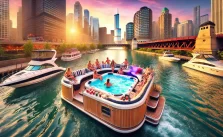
[61,64,165,133]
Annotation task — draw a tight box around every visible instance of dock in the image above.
[0,62,28,78]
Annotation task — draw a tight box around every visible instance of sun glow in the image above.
[70,28,75,34]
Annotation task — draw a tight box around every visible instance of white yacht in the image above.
[0,50,66,88]
[183,53,223,77]
[159,51,180,62]
[61,48,81,61]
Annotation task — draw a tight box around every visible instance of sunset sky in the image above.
[10,0,210,37]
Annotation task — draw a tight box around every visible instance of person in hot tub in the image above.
[117,67,124,75]
[93,70,102,80]
[105,79,112,87]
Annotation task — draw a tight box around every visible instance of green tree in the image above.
[23,41,33,56]
[217,50,223,59]
[58,43,67,53]
[44,42,51,50]
[0,46,5,57]
[90,43,96,50]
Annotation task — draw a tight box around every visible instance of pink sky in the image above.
[10,0,210,38]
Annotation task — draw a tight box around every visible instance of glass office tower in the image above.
[114,12,121,44]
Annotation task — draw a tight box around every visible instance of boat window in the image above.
[31,65,41,71]
[101,106,111,116]
[192,62,215,67]
[204,55,218,61]
[164,54,174,57]
[25,66,34,71]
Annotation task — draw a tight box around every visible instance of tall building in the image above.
[173,18,180,38]
[66,13,74,42]
[0,0,9,40]
[90,16,93,37]
[134,7,152,40]
[22,0,66,42]
[211,0,223,34]
[200,14,209,24]
[84,9,90,35]
[74,1,82,32]
[177,20,193,37]
[152,21,159,40]
[114,11,121,44]
[193,6,200,35]
[10,28,17,41]
[92,18,99,42]
[16,7,22,41]
[99,27,107,44]
[158,7,172,39]
[126,22,134,42]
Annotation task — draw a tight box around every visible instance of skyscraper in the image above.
[177,20,193,37]
[152,21,159,40]
[99,27,107,44]
[134,7,152,40]
[211,0,223,34]
[16,7,22,41]
[173,18,180,38]
[0,0,9,40]
[90,16,93,37]
[84,9,90,35]
[66,13,74,42]
[126,22,134,42]
[193,6,200,36]
[114,11,121,44]
[74,1,82,32]
[200,14,209,24]
[22,0,66,41]
[92,18,99,42]
[158,7,172,39]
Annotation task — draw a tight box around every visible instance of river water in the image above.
[0,49,223,137]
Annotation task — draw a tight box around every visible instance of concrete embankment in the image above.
[0,58,31,77]
[135,50,192,61]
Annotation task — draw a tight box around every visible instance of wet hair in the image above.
[107,79,110,83]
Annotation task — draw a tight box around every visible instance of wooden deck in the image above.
[145,96,165,125]
[147,98,159,109]
[150,90,160,99]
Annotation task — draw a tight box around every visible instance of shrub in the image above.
[23,41,33,56]
[90,43,96,50]
[44,43,51,50]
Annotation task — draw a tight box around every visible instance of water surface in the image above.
[0,50,223,137]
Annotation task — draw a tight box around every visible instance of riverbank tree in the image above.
[23,41,33,57]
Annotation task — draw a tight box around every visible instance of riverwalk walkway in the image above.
[0,62,28,77]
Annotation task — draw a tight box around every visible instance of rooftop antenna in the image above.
[117,8,119,14]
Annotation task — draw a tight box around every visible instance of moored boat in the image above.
[0,50,65,88]
[159,51,180,62]
[183,53,223,77]
[61,48,82,61]
[61,64,166,133]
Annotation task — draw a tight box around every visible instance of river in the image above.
[0,49,223,137]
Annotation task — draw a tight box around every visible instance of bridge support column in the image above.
[131,38,138,50]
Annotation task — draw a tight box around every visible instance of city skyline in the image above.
[10,0,210,37]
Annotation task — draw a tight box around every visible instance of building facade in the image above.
[134,7,152,40]
[0,0,9,40]
[177,20,193,37]
[74,1,82,33]
[126,22,134,42]
[158,7,172,39]
[92,18,99,42]
[22,0,66,42]
[99,27,107,44]
[193,6,200,35]
[211,0,223,34]
[173,18,180,38]
[114,12,121,44]
[152,21,159,40]
[84,9,90,35]
[200,14,209,25]
[66,13,74,42]
[16,7,22,41]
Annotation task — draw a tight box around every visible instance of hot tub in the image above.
[85,73,138,96]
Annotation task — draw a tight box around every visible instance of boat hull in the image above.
[0,70,64,88]
[183,62,223,77]
[159,57,180,62]
[61,54,82,62]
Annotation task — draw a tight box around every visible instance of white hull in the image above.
[183,62,223,77]
[159,56,180,62]
[61,54,82,62]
